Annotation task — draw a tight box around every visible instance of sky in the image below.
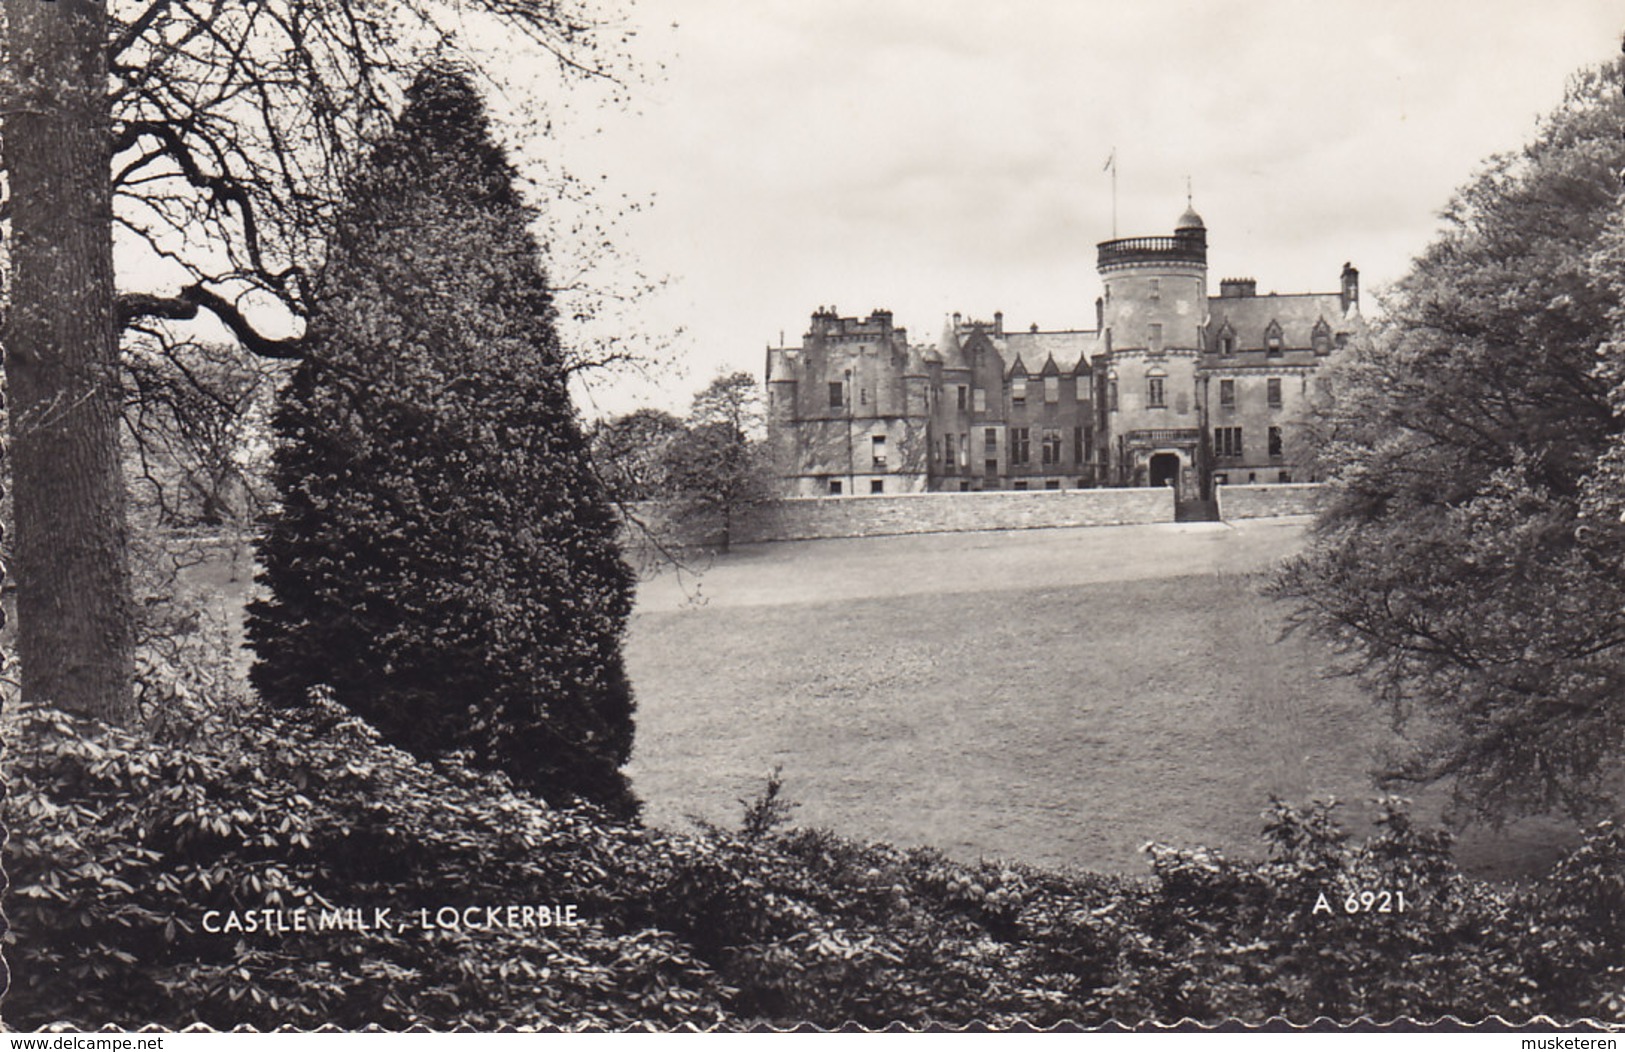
[509,1,1625,418]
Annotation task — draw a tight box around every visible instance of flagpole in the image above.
[1102,148,1118,237]
[1112,152,1118,238]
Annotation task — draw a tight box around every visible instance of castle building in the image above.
[764,205,1362,499]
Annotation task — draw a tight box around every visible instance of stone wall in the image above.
[1215,482,1325,520]
[745,487,1175,543]
[619,488,1175,550]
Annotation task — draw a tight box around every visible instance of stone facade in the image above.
[765,204,1363,500]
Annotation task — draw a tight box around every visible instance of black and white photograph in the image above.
[1,0,1623,1035]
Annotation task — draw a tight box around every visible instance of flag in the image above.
[1102,149,1115,173]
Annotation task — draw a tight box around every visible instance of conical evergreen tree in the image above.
[247,66,638,817]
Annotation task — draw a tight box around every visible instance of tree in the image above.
[2,0,136,721]
[589,407,684,502]
[125,339,281,529]
[1271,61,1625,826]
[0,0,639,725]
[246,67,638,817]
[662,372,774,552]
[98,0,641,353]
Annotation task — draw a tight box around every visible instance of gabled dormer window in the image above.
[1265,321,1284,357]
[1312,318,1332,354]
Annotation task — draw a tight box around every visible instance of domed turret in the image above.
[1176,204,1205,231]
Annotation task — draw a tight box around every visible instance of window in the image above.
[973,388,987,412]
[1107,377,1119,412]
[959,433,968,467]
[828,381,844,409]
[959,481,970,492]
[1041,428,1062,465]
[1146,372,1166,408]
[1213,472,1229,486]
[1265,322,1283,357]
[1219,379,1235,407]
[1267,377,1283,407]
[944,435,954,466]
[1269,426,1284,458]
[871,434,887,468]
[1312,322,1332,354]
[1044,479,1060,490]
[957,385,968,410]
[1149,278,1161,300]
[828,479,843,495]
[1013,480,1028,491]
[984,458,998,477]
[1011,377,1027,406]
[860,387,868,405]
[1215,426,1243,458]
[1011,427,1031,465]
[984,427,999,453]
[1278,470,1292,483]
[1076,376,1089,402]
[1219,335,1235,356]
[1045,376,1060,403]
[1149,322,1163,349]
[1073,426,1084,465]
[870,479,884,494]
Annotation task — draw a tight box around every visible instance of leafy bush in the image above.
[4,696,725,1030]
[7,694,1620,1029]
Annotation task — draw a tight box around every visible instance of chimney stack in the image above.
[1340,263,1360,312]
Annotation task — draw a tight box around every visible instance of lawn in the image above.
[624,519,1574,880]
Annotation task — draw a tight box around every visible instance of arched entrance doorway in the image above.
[1149,452,1181,493]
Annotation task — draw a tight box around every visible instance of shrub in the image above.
[246,66,638,816]
[3,696,724,1030]
[8,694,1619,1028]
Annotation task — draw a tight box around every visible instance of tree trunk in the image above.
[3,0,136,722]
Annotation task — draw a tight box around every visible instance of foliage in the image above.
[246,67,638,816]
[737,766,798,842]
[95,0,645,362]
[3,696,727,1030]
[660,372,775,552]
[1271,61,1625,824]
[588,408,685,502]
[124,339,282,529]
[9,679,1623,1028]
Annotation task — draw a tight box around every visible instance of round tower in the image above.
[1096,206,1208,351]
[1095,205,1211,494]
